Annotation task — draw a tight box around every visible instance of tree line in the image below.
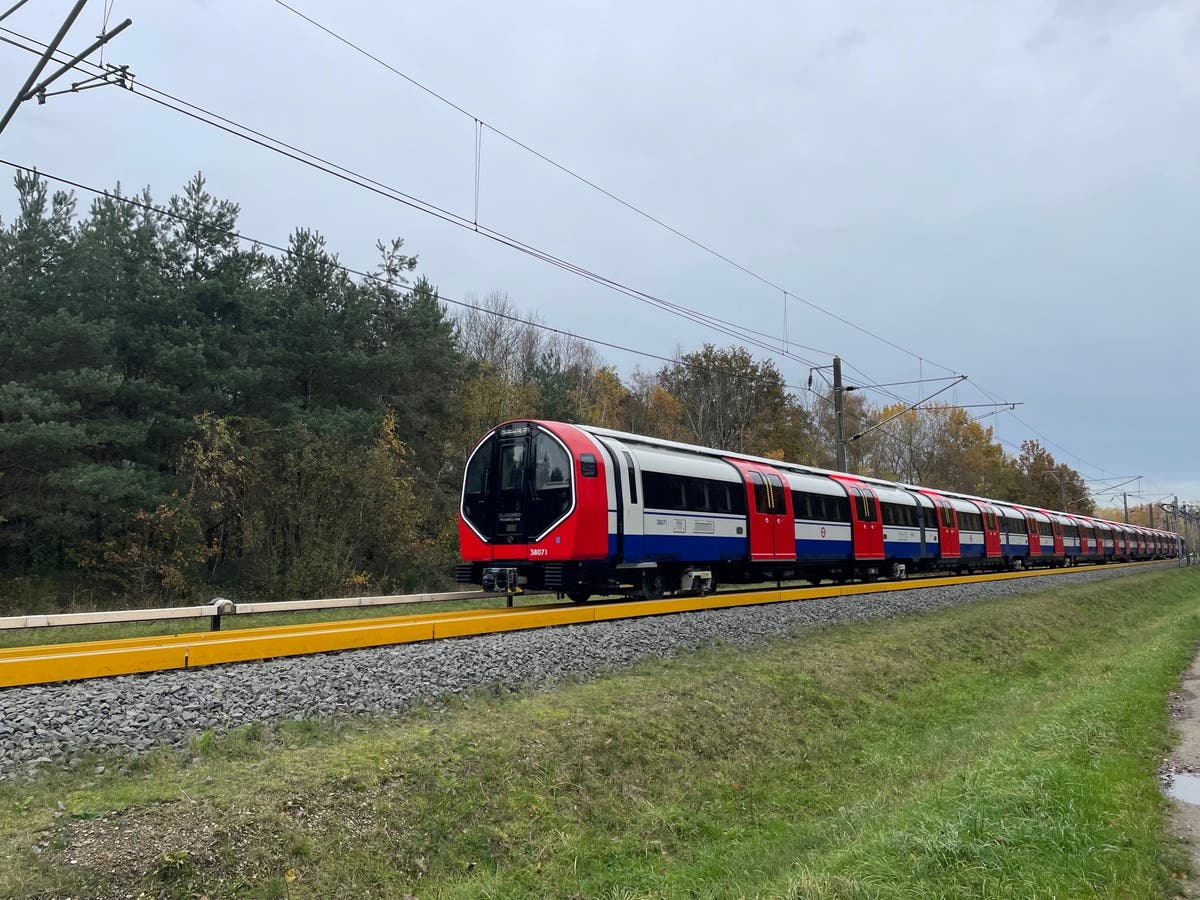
[0,172,1096,609]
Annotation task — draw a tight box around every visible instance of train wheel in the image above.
[642,571,665,601]
[567,592,591,604]
[807,576,823,587]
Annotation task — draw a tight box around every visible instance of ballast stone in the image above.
[0,564,1169,779]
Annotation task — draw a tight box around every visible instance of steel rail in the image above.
[0,562,1163,689]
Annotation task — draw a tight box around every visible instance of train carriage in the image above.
[785,471,855,577]
[992,503,1028,567]
[871,483,924,579]
[457,420,1175,599]
[951,497,988,564]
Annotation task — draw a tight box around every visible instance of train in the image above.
[455,420,1178,601]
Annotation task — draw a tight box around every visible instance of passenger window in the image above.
[750,472,769,512]
[766,475,787,514]
[686,479,710,511]
[622,451,638,505]
[669,476,686,510]
[939,504,955,529]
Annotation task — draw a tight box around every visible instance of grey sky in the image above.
[2,0,1197,506]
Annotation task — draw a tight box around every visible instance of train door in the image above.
[495,430,531,545]
[932,497,960,558]
[981,506,1002,558]
[726,459,795,562]
[852,486,884,560]
[597,439,644,562]
[830,477,884,560]
[1025,515,1041,557]
[618,448,643,551]
[1051,519,1064,556]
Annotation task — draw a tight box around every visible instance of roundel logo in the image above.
[820,527,827,538]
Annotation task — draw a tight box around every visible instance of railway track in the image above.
[0,561,1164,689]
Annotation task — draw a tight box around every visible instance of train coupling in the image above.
[482,567,525,594]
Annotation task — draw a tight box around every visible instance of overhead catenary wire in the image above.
[0,23,996,416]
[0,156,830,396]
[265,0,960,376]
[0,20,1128,481]
[0,155,1026,464]
[262,2,1139,482]
[0,25,835,372]
[0,0,32,23]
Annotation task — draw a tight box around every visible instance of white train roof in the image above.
[569,423,1176,538]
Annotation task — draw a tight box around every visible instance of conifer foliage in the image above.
[0,172,460,603]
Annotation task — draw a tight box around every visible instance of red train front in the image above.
[456,420,609,595]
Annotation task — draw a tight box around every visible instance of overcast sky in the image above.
[2,0,1197,507]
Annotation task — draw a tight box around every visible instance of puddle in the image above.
[1168,772,1200,804]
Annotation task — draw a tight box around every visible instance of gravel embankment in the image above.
[0,564,1173,780]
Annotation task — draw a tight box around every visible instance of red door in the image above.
[1024,515,1040,556]
[725,459,795,562]
[1051,518,1064,556]
[922,491,959,559]
[981,505,1002,558]
[830,477,884,560]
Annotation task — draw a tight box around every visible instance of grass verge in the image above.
[0,567,1197,898]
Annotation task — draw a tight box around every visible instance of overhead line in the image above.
[0,22,1124,480]
[265,3,1130,479]
[0,157,827,395]
[265,0,964,375]
[0,26,833,371]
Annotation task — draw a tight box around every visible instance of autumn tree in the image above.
[652,344,816,458]
[859,404,1020,496]
[1013,440,1094,514]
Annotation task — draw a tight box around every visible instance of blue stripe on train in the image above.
[621,534,747,562]
[881,539,924,559]
[608,533,1021,566]
[794,538,854,561]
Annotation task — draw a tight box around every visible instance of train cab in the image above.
[457,420,611,595]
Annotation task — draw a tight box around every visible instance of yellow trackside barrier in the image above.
[431,606,596,639]
[185,620,437,668]
[0,644,189,686]
[0,561,1162,689]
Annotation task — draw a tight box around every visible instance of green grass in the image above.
[0,567,1197,898]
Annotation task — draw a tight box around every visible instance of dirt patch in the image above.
[1164,652,1200,895]
[37,799,249,897]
